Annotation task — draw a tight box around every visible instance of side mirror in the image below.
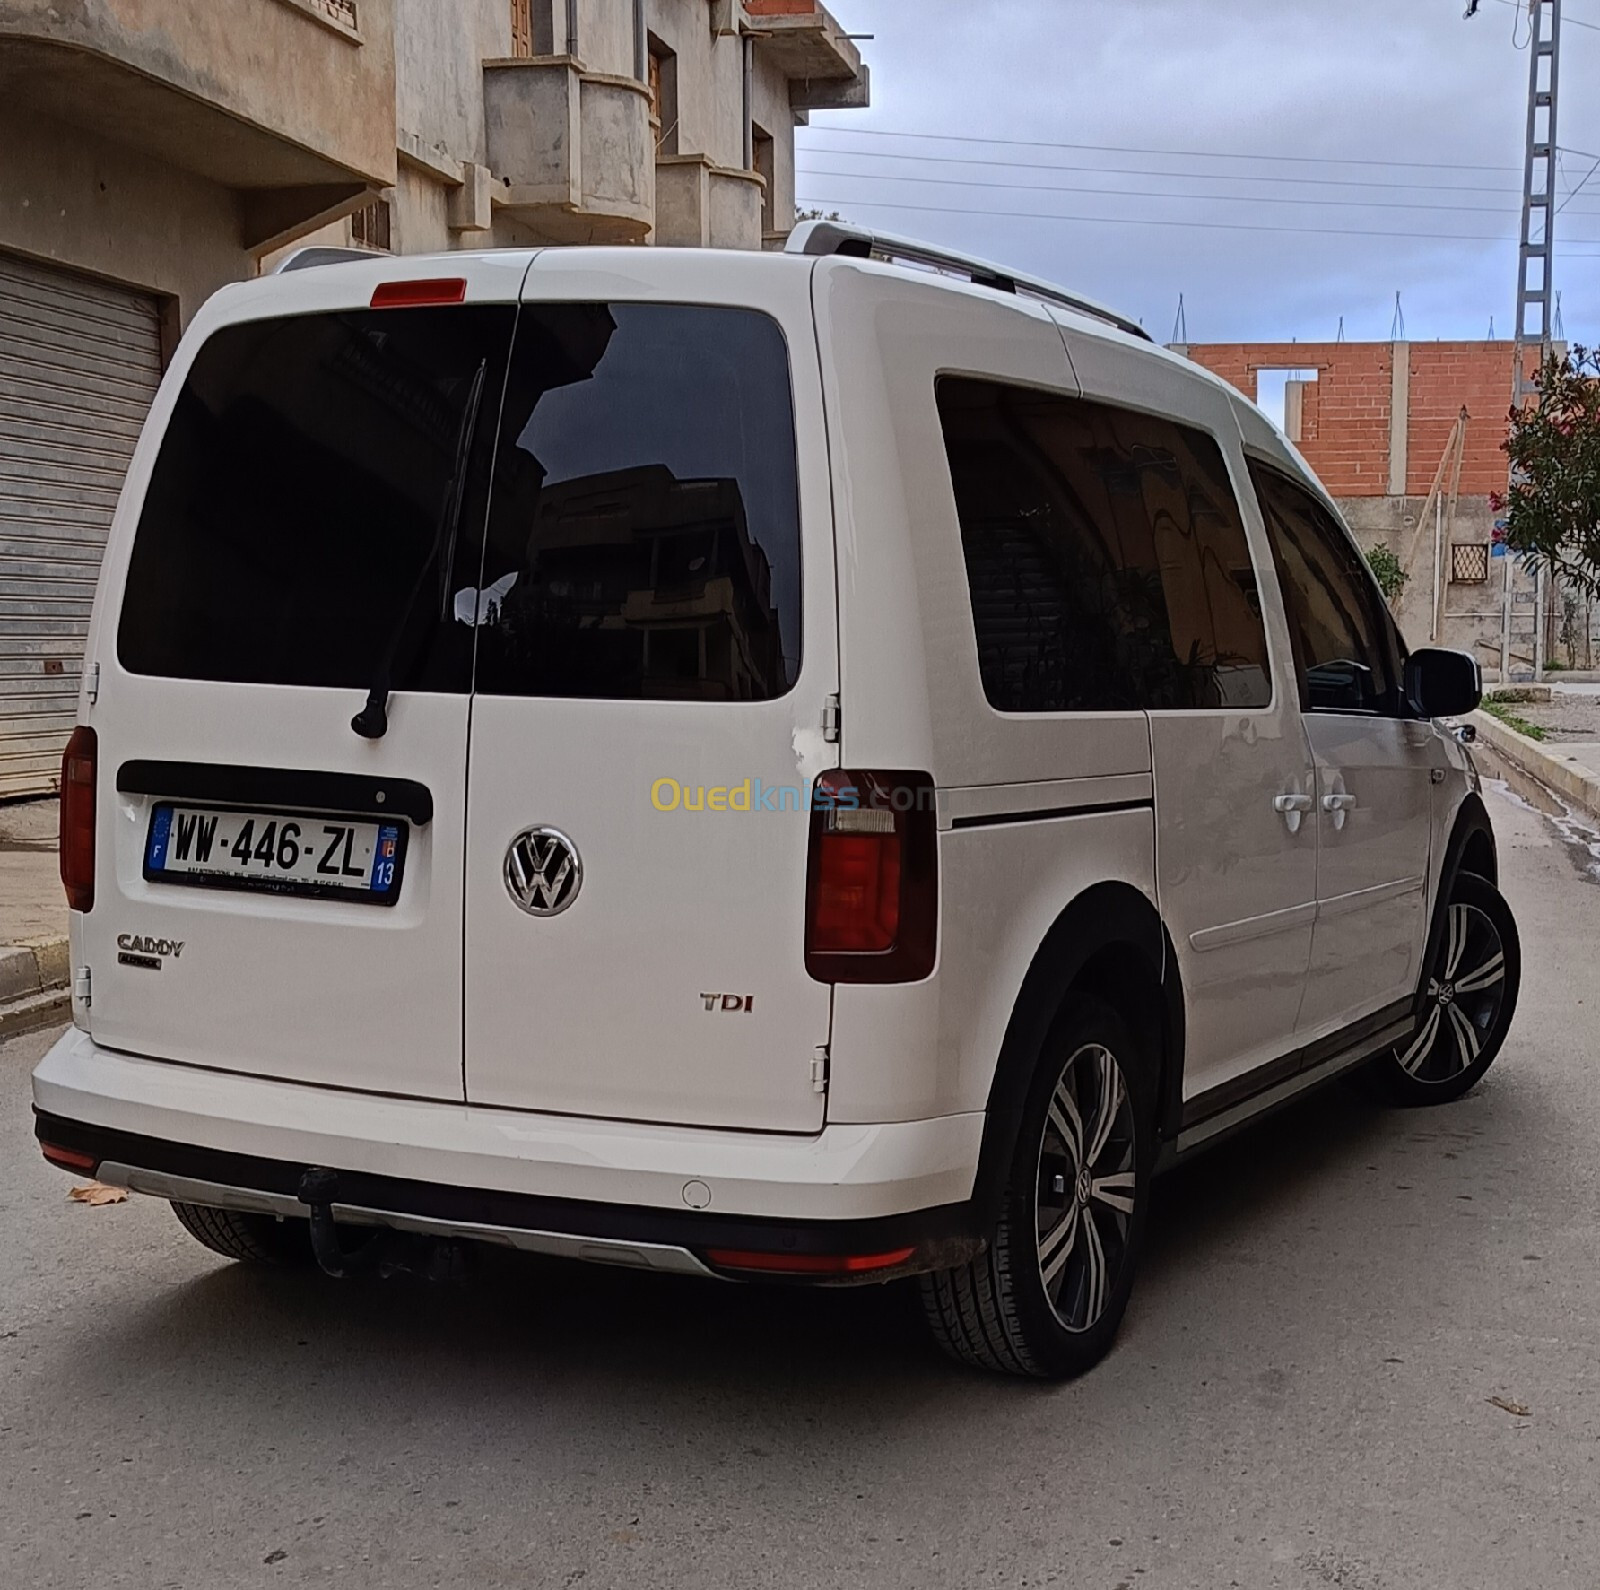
[1405,647,1481,719]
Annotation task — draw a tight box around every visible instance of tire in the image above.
[920,994,1156,1379]
[1364,870,1521,1106]
[170,1201,315,1267]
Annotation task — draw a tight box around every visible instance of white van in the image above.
[33,225,1519,1378]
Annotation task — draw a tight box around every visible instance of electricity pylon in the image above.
[1469,0,1564,679]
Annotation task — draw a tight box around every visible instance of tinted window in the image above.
[119,307,513,690]
[937,379,1272,712]
[470,304,801,702]
[1250,463,1400,714]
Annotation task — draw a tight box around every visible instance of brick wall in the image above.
[1182,340,1522,500]
[1404,344,1519,496]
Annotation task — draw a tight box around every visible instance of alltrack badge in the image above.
[504,827,582,917]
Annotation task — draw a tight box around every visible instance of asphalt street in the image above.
[3,766,1598,1590]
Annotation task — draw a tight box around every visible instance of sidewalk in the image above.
[0,798,69,1037]
[1470,709,1600,822]
[1472,684,1600,817]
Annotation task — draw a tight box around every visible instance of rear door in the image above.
[80,258,525,1099]
[1053,325,1319,1105]
[462,255,836,1131]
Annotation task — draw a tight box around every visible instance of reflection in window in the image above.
[473,303,801,703]
[938,379,1272,713]
[118,306,513,690]
[1250,464,1398,714]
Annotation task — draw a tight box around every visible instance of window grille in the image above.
[1451,543,1490,584]
[309,0,357,28]
[351,197,391,253]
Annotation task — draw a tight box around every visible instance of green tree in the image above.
[1364,544,1408,605]
[1499,345,1600,595]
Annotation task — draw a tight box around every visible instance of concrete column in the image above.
[1284,379,1307,444]
[1388,342,1410,497]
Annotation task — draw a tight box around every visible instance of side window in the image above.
[936,378,1272,712]
[1249,463,1400,715]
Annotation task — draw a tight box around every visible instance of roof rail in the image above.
[274,246,387,274]
[786,220,1151,343]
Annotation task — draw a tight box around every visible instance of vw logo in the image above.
[504,827,582,917]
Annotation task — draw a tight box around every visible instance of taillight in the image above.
[804,770,937,984]
[60,725,97,913]
[703,1247,917,1277]
[370,278,467,309]
[40,1142,99,1174]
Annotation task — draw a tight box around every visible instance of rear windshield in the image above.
[118,307,513,691]
[119,300,803,704]
[470,303,802,702]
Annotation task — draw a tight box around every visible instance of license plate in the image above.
[144,804,406,905]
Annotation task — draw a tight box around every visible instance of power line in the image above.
[793,191,1600,252]
[804,127,1600,184]
[797,140,1545,197]
[1558,154,1600,213]
[796,163,1600,219]
[802,125,1528,174]
[1487,0,1600,31]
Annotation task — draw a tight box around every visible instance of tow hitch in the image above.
[295,1167,475,1282]
[296,1167,387,1278]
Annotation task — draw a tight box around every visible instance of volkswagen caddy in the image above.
[33,224,1520,1378]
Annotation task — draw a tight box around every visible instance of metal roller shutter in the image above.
[0,251,163,798]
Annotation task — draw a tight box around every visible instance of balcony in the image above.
[654,156,764,250]
[483,57,653,245]
[744,0,868,110]
[0,0,398,249]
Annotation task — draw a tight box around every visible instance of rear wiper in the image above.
[351,359,489,739]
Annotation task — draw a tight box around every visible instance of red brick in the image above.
[1184,340,1517,499]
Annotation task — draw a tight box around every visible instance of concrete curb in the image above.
[1469,709,1600,820]
[0,936,68,1002]
[0,936,70,1041]
[0,987,70,1041]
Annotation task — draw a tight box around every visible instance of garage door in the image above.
[0,252,163,798]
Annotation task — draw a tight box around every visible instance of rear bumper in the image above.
[32,1029,986,1276]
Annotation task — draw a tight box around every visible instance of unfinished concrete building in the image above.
[0,0,867,796]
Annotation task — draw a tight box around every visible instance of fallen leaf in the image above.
[1487,1395,1530,1418]
[67,1182,128,1207]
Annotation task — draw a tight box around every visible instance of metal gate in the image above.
[0,252,162,798]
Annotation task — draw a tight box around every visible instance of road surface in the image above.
[3,765,1597,1589]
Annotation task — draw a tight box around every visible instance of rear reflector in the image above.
[370,278,468,309]
[40,1142,99,1174]
[703,1247,917,1276]
[804,770,937,984]
[59,725,97,913]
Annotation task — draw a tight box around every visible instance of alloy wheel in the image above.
[1397,901,1508,1084]
[1034,1043,1139,1333]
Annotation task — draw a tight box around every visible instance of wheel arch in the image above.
[971,882,1185,1224]
[1416,791,1499,1015]
[1453,792,1498,885]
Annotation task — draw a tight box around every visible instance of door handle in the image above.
[1273,792,1313,834]
[1321,790,1356,832]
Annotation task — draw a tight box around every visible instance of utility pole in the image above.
[1481,0,1564,679]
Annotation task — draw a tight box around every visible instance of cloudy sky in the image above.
[802,0,1600,349]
